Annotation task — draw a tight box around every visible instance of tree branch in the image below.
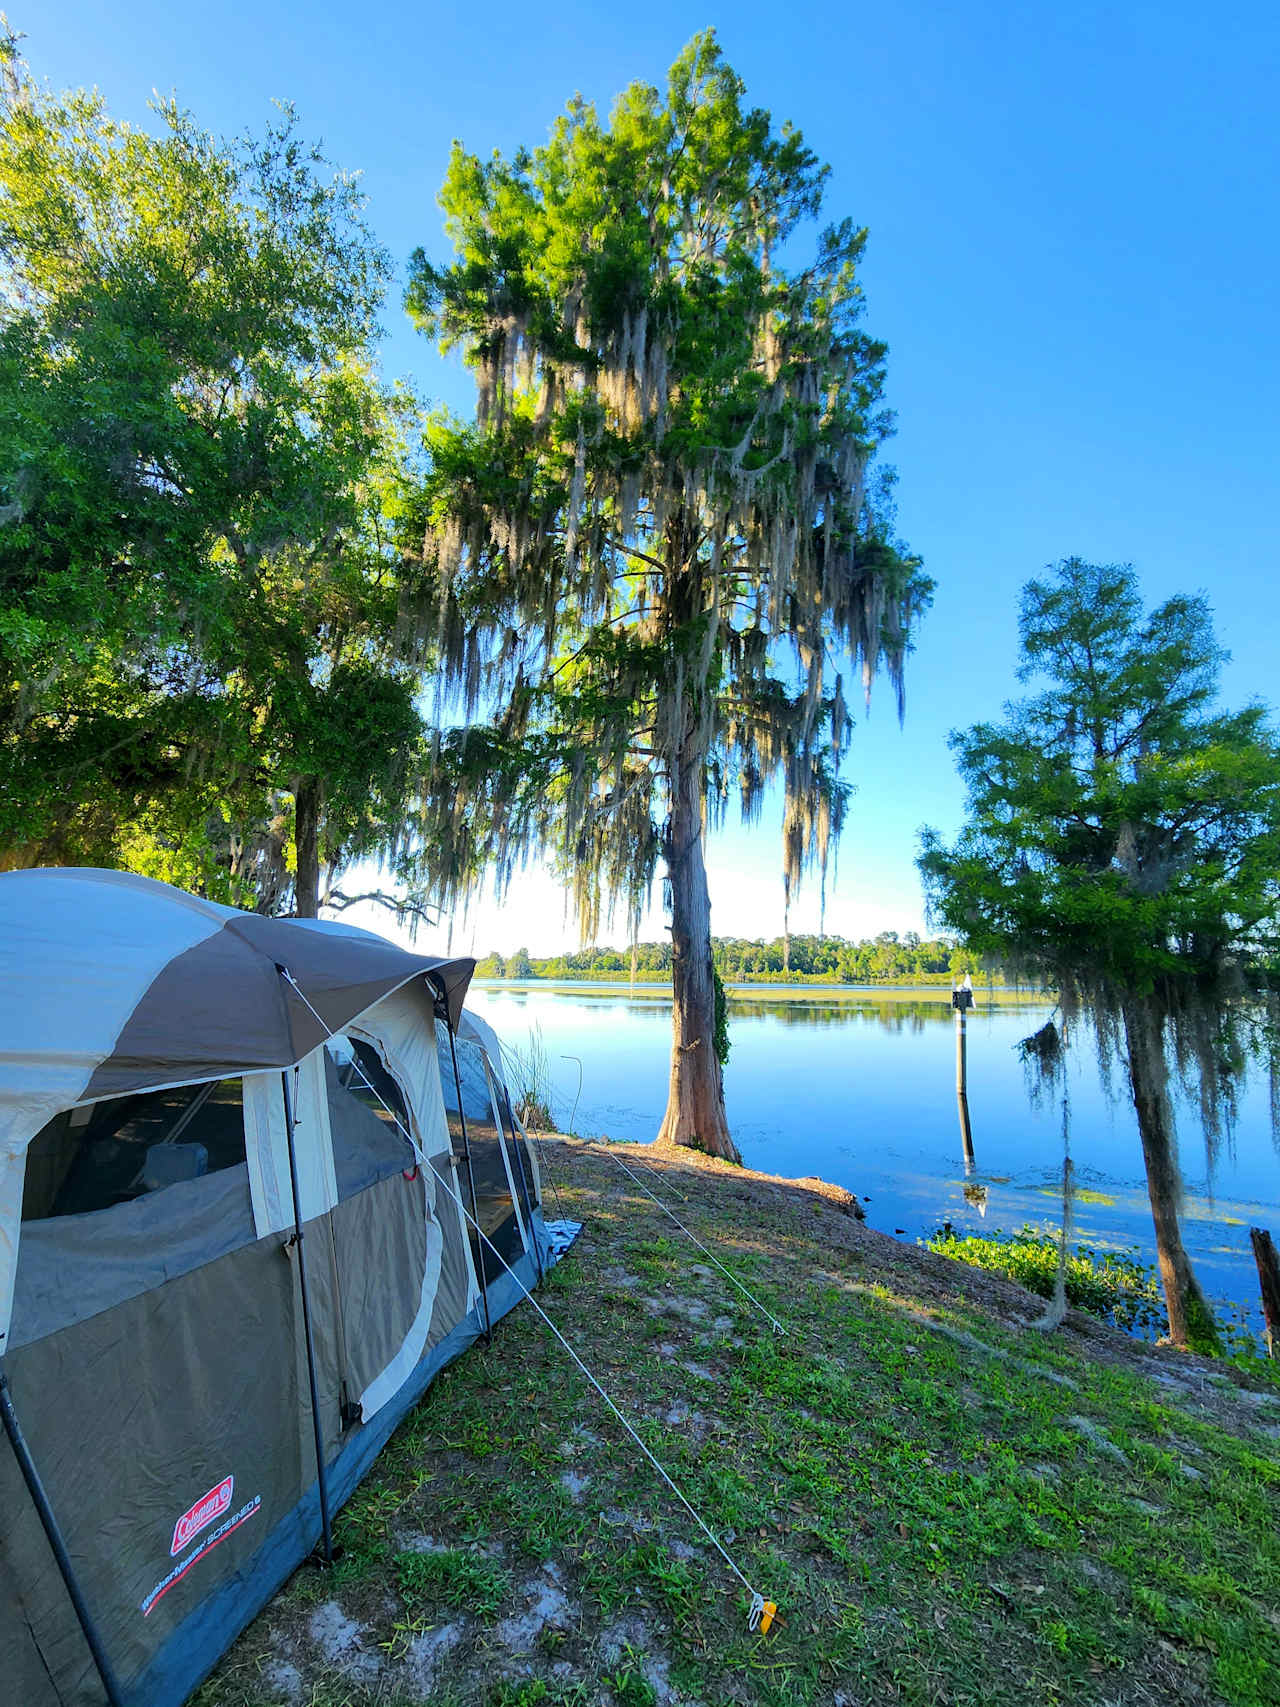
[601,535,671,577]
[321,889,440,929]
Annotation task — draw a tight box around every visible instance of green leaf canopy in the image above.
[406,31,930,936]
[919,557,1280,1350]
[0,54,424,908]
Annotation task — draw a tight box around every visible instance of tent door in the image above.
[321,1033,440,1426]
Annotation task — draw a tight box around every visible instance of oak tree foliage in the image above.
[0,29,424,912]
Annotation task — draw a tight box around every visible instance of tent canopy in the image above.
[0,868,474,1153]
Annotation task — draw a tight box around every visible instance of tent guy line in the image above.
[422,1151,778,1635]
[582,1139,787,1335]
[482,1052,545,1285]
[279,969,778,1631]
[277,1039,335,1566]
[440,986,495,1343]
[495,1032,784,1330]
[0,867,556,1707]
[499,1034,692,1202]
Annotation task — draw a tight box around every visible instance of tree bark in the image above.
[293,776,322,919]
[1249,1228,1280,1356]
[656,735,740,1162]
[1122,998,1220,1352]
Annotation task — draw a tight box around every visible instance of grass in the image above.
[395,1550,512,1620]
[505,1022,558,1131]
[193,1142,1280,1707]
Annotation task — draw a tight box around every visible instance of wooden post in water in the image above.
[1249,1227,1280,1357]
[952,982,976,1174]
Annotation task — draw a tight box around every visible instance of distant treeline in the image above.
[475,932,1002,985]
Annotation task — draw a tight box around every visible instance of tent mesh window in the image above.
[441,1039,525,1283]
[21,1079,247,1221]
[324,1034,418,1197]
[328,1035,411,1132]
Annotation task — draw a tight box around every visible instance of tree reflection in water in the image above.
[471,980,1271,1338]
[728,998,957,1031]
[490,983,1007,1033]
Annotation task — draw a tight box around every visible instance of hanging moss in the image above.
[921,558,1280,1353]
[1019,1019,1064,1082]
[403,32,930,950]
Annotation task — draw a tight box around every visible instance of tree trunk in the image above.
[1122,998,1220,1353]
[1249,1228,1280,1356]
[656,737,740,1162]
[294,776,322,919]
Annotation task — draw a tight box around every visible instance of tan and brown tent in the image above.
[0,869,568,1707]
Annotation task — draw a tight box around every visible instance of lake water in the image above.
[470,981,1280,1344]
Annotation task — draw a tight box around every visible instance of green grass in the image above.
[487,1685,593,1707]
[395,1548,512,1620]
[194,1144,1280,1707]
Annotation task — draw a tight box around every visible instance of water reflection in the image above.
[962,1179,989,1217]
[731,997,970,1028]
[471,980,1275,1341]
[512,990,1036,1029]
[486,980,1042,1034]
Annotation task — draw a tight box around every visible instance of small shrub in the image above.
[712,964,731,1066]
[511,1021,557,1129]
[488,1684,591,1707]
[604,1652,658,1707]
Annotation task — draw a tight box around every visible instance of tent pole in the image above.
[0,1364,126,1707]
[444,1018,492,1346]
[280,1068,334,1564]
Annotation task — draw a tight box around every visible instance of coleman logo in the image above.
[144,1493,261,1617]
[170,1476,234,1556]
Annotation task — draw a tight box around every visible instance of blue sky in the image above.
[31,1,1280,956]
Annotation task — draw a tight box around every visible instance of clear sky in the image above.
[29,0,1280,958]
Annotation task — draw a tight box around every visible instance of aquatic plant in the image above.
[928,1225,1166,1336]
[506,1023,558,1131]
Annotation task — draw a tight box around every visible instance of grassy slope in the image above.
[196,1141,1280,1707]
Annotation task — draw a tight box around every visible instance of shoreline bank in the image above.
[199,1136,1279,1707]
[475,978,1048,1004]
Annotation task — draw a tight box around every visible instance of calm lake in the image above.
[470,981,1280,1343]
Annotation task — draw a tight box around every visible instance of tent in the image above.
[0,869,568,1707]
